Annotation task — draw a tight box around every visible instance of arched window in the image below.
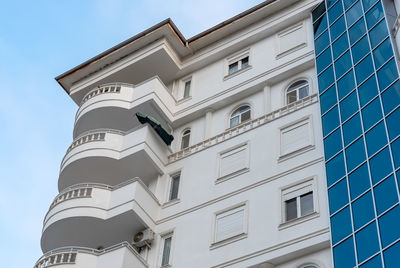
[181,129,191,149]
[286,80,309,104]
[230,105,251,128]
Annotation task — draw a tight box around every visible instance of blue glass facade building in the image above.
[312,0,400,267]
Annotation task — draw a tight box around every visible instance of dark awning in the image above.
[135,112,174,145]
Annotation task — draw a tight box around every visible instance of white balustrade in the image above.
[80,84,123,106]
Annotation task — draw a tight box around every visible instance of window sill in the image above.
[215,168,249,184]
[210,232,247,250]
[177,96,192,105]
[278,211,319,230]
[223,65,252,81]
[278,144,315,163]
[162,199,181,208]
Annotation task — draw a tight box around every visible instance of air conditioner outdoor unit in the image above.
[133,229,155,247]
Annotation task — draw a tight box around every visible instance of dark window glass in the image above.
[331,206,352,244]
[373,38,392,69]
[391,137,400,169]
[335,51,352,79]
[343,113,362,146]
[360,254,382,268]
[379,205,400,247]
[346,1,362,26]
[285,197,297,221]
[314,14,328,37]
[169,173,180,201]
[161,236,172,266]
[374,175,398,215]
[362,97,383,130]
[300,192,314,216]
[349,17,366,44]
[348,163,371,200]
[317,48,332,74]
[328,1,344,25]
[352,35,370,64]
[337,70,356,99]
[327,0,339,8]
[377,59,398,91]
[366,1,384,29]
[325,129,343,160]
[332,32,349,59]
[330,16,347,41]
[229,62,238,74]
[358,75,378,107]
[352,191,375,230]
[327,152,346,186]
[340,91,359,122]
[355,54,374,85]
[318,65,335,93]
[344,0,357,9]
[366,121,387,156]
[369,19,389,48]
[370,147,392,184]
[355,221,380,262]
[322,105,340,136]
[362,0,378,10]
[333,237,356,268]
[346,137,366,172]
[387,107,400,140]
[382,81,400,114]
[315,30,330,56]
[328,178,349,214]
[313,3,326,22]
[320,84,338,114]
[384,241,400,268]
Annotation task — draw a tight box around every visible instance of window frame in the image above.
[216,142,250,183]
[225,49,251,78]
[229,105,251,128]
[168,172,181,202]
[159,231,174,267]
[286,79,310,105]
[180,128,191,150]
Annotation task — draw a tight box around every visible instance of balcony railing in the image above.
[80,83,126,106]
[168,93,318,163]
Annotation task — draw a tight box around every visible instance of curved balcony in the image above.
[35,242,147,268]
[59,125,171,191]
[73,77,175,138]
[41,179,159,253]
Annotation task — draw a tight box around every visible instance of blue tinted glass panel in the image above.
[327,0,339,8]
[374,38,393,69]
[314,14,328,36]
[369,19,389,48]
[344,0,357,9]
[320,85,338,114]
[335,51,352,78]
[362,0,378,10]
[333,237,356,268]
[331,206,352,243]
[331,16,347,41]
[318,65,335,93]
[382,81,400,114]
[340,91,359,122]
[374,175,399,215]
[312,3,325,22]
[387,107,400,140]
[384,241,400,268]
[352,191,375,230]
[338,70,356,99]
[377,59,398,90]
[346,1,362,26]
[332,32,349,59]
[360,254,382,268]
[346,137,366,172]
[356,221,380,262]
[322,105,340,136]
[352,35,370,64]
[370,147,392,184]
[317,48,332,74]
[391,137,400,169]
[366,1,384,29]
[355,54,374,85]
[325,129,343,160]
[315,30,330,56]
[329,178,349,214]
[358,75,378,107]
[349,17,366,44]
[327,152,346,186]
[343,113,362,146]
[379,205,400,247]
[365,121,387,156]
[362,97,383,130]
[349,163,371,199]
[328,1,344,24]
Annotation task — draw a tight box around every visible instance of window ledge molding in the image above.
[215,168,250,184]
[278,211,319,230]
[276,43,307,60]
[177,96,192,105]
[223,65,252,81]
[162,199,181,208]
[278,144,315,163]
[210,233,248,250]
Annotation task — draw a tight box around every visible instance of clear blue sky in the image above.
[0,1,264,266]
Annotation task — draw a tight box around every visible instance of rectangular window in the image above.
[226,50,250,76]
[183,80,191,98]
[218,143,249,181]
[169,173,180,201]
[214,203,247,244]
[161,234,173,267]
[282,180,315,222]
[280,117,314,160]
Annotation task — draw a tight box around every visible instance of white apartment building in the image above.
[35,0,332,267]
